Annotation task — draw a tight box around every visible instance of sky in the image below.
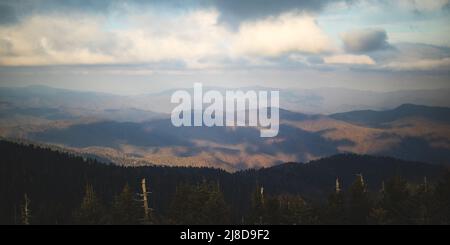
[0,0,449,94]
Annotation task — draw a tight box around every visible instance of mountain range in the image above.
[0,85,449,171]
[2,85,450,114]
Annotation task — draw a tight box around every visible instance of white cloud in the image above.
[0,9,332,68]
[232,13,335,57]
[0,10,232,67]
[117,10,232,68]
[0,14,118,65]
[324,54,376,65]
[1,8,448,74]
[0,10,337,68]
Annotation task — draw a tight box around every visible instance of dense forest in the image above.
[1,140,449,225]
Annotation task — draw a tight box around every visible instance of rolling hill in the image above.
[17,104,450,171]
[330,104,450,127]
[1,85,449,171]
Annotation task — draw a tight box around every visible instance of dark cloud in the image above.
[0,0,206,25]
[0,0,353,26]
[0,0,106,25]
[342,28,391,53]
[0,4,17,24]
[214,0,345,27]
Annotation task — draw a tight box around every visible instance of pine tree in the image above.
[111,184,141,225]
[323,177,346,224]
[264,196,281,224]
[379,176,413,224]
[168,182,230,225]
[73,184,106,224]
[278,195,308,224]
[411,177,433,224]
[348,174,371,224]
[432,171,450,224]
[325,191,346,224]
[247,185,265,224]
[368,181,389,224]
[203,183,231,225]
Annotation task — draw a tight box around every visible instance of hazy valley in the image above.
[1,85,450,171]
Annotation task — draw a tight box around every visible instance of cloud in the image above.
[376,43,450,71]
[0,10,336,67]
[0,0,354,27]
[396,0,450,12]
[0,2,448,74]
[118,10,232,69]
[213,0,347,27]
[394,43,450,59]
[306,56,325,64]
[0,14,119,65]
[0,4,17,24]
[232,14,335,57]
[0,0,205,27]
[341,28,391,53]
[0,10,237,67]
[382,57,450,71]
[324,54,375,65]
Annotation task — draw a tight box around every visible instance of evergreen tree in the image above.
[247,185,265,224]
[411,177,433,224]
[379,176,414,224]
[348,174,371,224]
[73,184,106,224]
[111,184,141,225]
[168,183,201,224]
[369,207,389,225]
[325,191,346,224]
[202,184,230,224]
[168,182,230,224]
[432,171,450,224]
[278,195,308,224]
[264,196,281,224]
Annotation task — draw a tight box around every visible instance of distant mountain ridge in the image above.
[20,102,449,170]
[1,85,450,170]
[1,85,450,114]
[330,103,450,127]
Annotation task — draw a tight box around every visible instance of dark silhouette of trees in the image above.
[1,140,449,225]
[168,182,230,225]
[111,183,141,225]
[73,184,107,224]
[278,195,318,224]
[411,177,434,224]
[324,190,346,224]
[247,187,317,225]
[247,185,265,224]
[378,176,414,224]
[347,174,371,224]
[432,171,450,224]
